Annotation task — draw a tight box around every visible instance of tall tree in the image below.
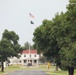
[58,4,76,75]
[33,3,76,75]
[0,29,21,72]
[33,19,61,70]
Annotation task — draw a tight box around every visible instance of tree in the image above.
[33,3,76,75]
[33,19,61,70]
[50,4,76,74]
[39,56,48,64]
[0,38,14,72]
[0,29,21,72]
[22,42,34,50]
[58,4,76,75]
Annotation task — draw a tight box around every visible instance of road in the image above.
[5,70,50,75]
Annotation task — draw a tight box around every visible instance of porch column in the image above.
[32,59,34,65]
[26,59,28,65]
[37,59,38,65]
[21,60,24,65]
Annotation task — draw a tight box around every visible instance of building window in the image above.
[34,60,37,63]
[24,60,26,63]
[30,55,31,57]
[34,54,36,57]
[24,54,26,57]
[19,60,21,63]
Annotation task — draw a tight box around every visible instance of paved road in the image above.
[5,70,49,75]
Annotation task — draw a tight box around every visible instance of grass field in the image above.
[0,65,76,75]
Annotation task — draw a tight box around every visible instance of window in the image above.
[30,55,31,57]
[24,60,26,63]
[34,54,36,57]
[34,60,37,63]
[24,54,26,57]
[19,60,21,63]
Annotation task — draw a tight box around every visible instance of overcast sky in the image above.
[0,0,69,46]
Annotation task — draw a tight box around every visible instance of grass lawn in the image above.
[47,70,76,75]
[46,66,76,75]
[0,65,76,75]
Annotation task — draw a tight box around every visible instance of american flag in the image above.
[29,13,34,18]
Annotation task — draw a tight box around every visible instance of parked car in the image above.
[27,62,32,66]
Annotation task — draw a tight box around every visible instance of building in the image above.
[9,50,42,66]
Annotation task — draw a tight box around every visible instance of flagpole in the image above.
[28,12,34,64]
[29,43,30,55]
[28,12,30,63]
[29,12,34,56]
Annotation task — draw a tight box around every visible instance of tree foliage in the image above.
[69,0,76,3]
[33,3,76,75]
[0,29,21,72]
[22,42,34,50]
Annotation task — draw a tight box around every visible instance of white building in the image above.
[9,50,42,66]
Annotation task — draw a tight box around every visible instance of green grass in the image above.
[47,70,76,75]
[0,65,76,75]
[46,70,67,75]
[46,66,76,75]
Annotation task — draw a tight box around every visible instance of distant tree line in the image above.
[21,42,34,50]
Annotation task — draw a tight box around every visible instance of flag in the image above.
[29,13,34,18]
[30,21,34,24]
[29,12,34,24]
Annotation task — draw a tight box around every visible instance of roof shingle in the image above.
[22,50,37,54]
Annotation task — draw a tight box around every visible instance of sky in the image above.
[0,0,69,46]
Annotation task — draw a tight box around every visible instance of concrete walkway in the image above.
[5,70,50,75]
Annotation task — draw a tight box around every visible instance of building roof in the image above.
[22,50,37,54]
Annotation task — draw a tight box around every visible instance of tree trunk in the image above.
[68,67,74,75]
[56,65,58,71]
[1,61,4,72]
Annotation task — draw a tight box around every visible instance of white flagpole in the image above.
[28,12,34,64]
[29,43,30,55]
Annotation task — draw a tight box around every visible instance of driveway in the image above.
[5,70,49,75]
